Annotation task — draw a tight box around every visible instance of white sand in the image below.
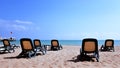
[0,46,120,68]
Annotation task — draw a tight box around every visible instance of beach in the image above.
[0,46,120,68]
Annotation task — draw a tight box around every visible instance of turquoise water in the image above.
[0,40,120,46]
[41,40,120,46]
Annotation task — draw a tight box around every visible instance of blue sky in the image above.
[0,0,120,40]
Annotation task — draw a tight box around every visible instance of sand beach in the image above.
[0,45,120,68]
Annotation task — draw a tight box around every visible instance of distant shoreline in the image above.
[0,40,120,46]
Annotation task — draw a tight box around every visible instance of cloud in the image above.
[15,20,33,24]
[0,19,33,31]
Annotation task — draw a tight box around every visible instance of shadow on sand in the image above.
[67,54,95,63]
[4,53,42,59]
[0,52,10,55]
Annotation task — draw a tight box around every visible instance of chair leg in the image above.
[8,48,15,53]
[58,46,60,50]
[28,52,32,58]
[80,49,84,58]
[33,51,37,57]
[95,52,99,62]
[113,47,115,52]
[6,46,15,53]
[96,58,99,62]
[60,45,63,49]
[42,51,46,55]
[100,45,104,51]
[41,46,47,55]
[59,45,63,50]
[28,51,36,58]
[51,46,53,50]
[44,46,46,53]
[80,48,82,54]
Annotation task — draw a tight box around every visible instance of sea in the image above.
[0,40,120,46]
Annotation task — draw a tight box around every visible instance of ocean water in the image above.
[0,40,120,46]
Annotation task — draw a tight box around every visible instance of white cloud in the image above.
[15,20,33,24]
[0,19,33,31]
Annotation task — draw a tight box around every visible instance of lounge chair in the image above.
[17,38,36,58]
[33,39,47,55]
[0,39,15,53]
[51,39,63,50]
[80,38,99,62]
[100,39,114,52]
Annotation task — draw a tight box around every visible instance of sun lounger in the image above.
[0,39,15,53]
[100,39,114,52]
[51,39,63,50]
[33,39,47,55]
[80,38,99,62]
[17,38,36,58]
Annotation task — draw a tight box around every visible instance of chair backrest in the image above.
[105,39,114,47]
[51,40,59,47]
[3,39,10,47]
[33,39,41,47]
[82,38,98,53]
[20,38,34,51]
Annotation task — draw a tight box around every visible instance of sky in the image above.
[0,0,120,40]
